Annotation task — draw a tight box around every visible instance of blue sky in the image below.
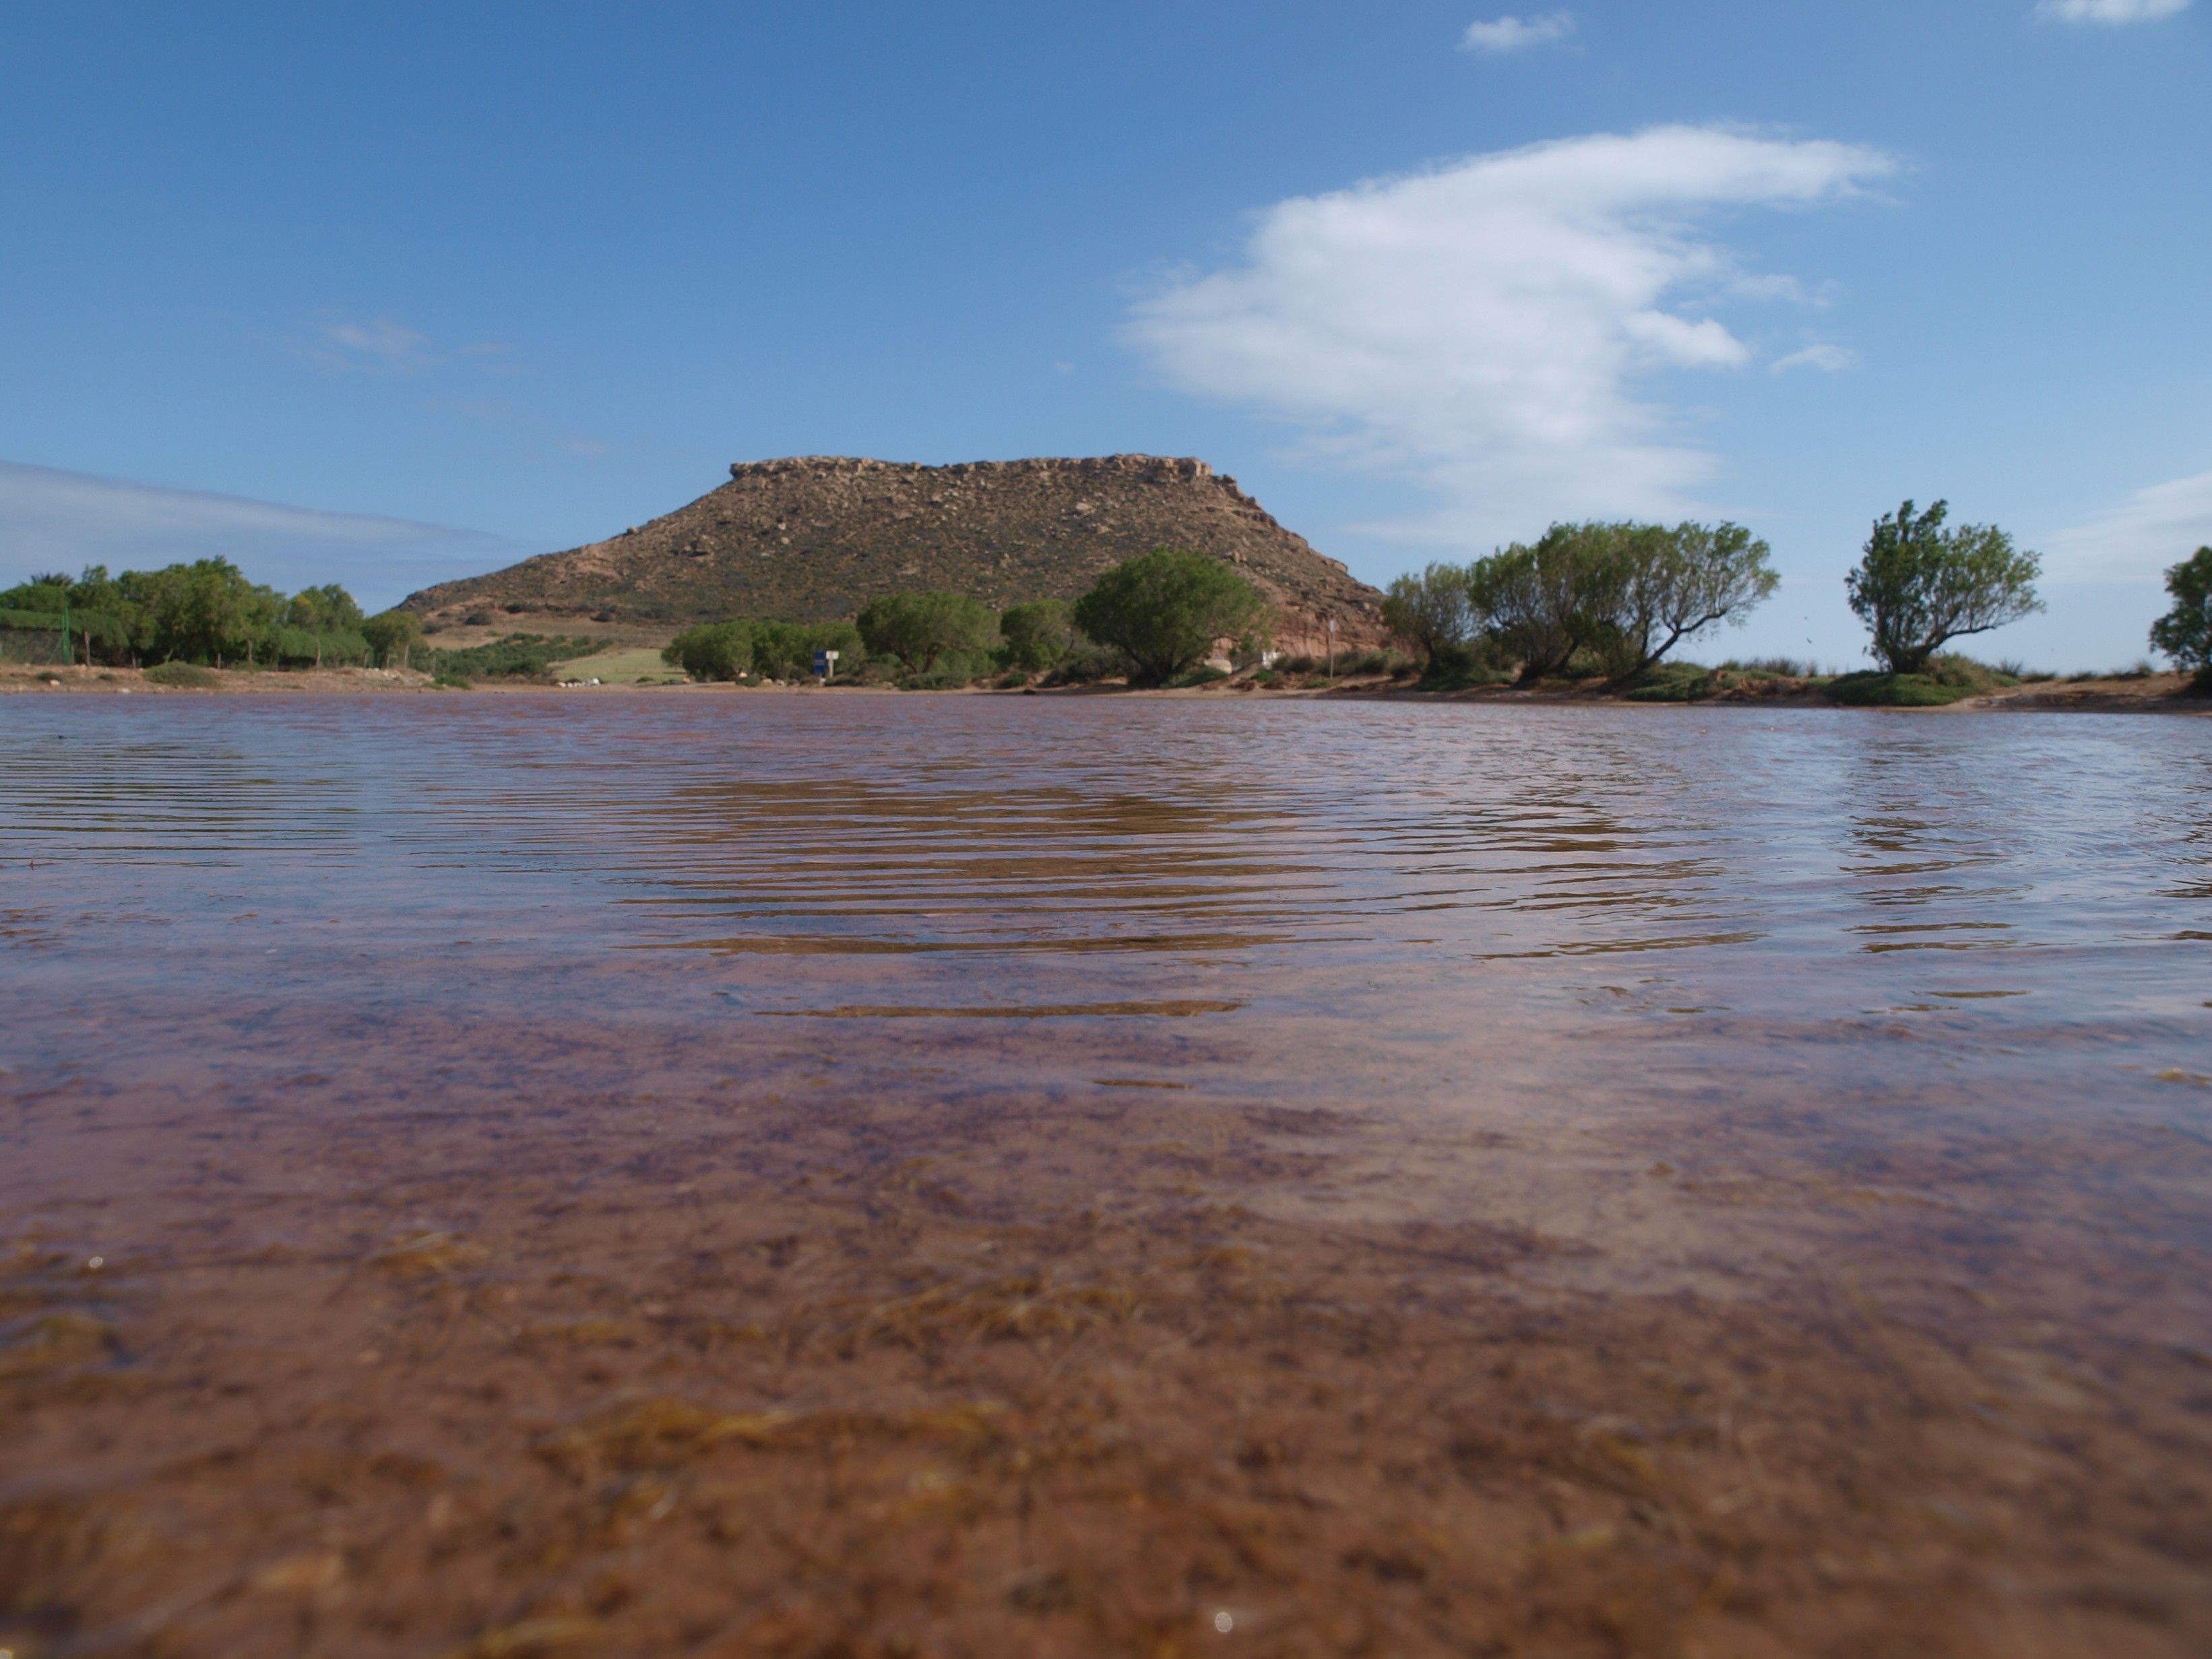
[1,0,2205,669]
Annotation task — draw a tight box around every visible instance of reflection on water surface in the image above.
[2,696,2209,1658]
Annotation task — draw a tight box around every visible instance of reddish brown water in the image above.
[3,695,2211,1658]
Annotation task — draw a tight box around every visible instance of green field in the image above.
[548,646,687,685]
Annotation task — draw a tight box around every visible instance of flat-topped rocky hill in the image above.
[404,456,1389,654]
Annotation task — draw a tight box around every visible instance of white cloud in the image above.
[292,315,437,373]
[2035,0,2190,23]
[1127,126,1893,547]
[1461,12,1575,53]
[2041,466,2212,582]
[1769,343,1860,374]
[0,460,515,608]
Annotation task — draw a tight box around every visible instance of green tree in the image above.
[1381,565,1475,662]
[121,558,280,665]
[856,591,998,676]
[1845,501,2042,674]
[1465,526,1614,680]
[1596,521,1779,681]
[287,584,365,633]
[277,584,367,666]
[1072,549,1271,685]
[997,598,1082,673]
[749,619,864,680]
[2149,546,2212,681]
[662,619,755,681]
[362,608,425,670]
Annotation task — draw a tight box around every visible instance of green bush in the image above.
[424,633,596,680]
[145,661,219,688]
[1073,548,1270,686]
[749,619,862,680]
[431,672,474,689]
[663,620,755,681]
[1168,664,1231,688]
[1039,644,1123,687]
[1417,643,1514,691]
[1624,662,1716,702]
[1339,650,1402,677]
[1824,671,1979,707]
[998,598,1083,674]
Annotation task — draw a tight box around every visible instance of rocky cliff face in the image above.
[404,456,1388,654]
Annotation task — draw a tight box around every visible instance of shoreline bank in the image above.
[4,660,2205,714]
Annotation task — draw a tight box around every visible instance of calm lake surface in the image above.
[4,693,2211,1658]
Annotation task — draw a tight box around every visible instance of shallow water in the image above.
[4,695,2211,1657]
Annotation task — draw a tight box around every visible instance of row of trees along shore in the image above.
[1384,503,2210,699]
[7,518,2207,697]
[0,559,426,671]
[663,548,1274,689]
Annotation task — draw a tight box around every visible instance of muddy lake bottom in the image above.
[3,697,2210,1658]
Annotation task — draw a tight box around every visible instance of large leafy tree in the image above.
[363,608,426,670]
[2149,546,2212,681]
[856,590,997,675]
[662,619,753,681]
[1598,521,1779,681]
[121,557,281,665]
[1073,548,1270,685]
[749,619,863,680]
[1464,525,1615,680]
[1845,501,2042,674]
[1381,564,1475,662]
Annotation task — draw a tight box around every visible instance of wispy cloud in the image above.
[2042,465,2212,582]
[1769,343,1860,374]
[1127,127,1894,549]
[292,315,438,374]
[1460,12,1575,53]
[0,460,517,608]
[2034,0,2190,24]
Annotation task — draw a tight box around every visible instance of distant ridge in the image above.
[404,455,1389,653]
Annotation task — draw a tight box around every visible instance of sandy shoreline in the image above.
[5,660,2207,712]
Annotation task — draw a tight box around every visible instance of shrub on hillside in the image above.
[1072,548,1271,686]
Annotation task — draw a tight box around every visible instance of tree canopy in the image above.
[1420,521,1775,683]
[0,561,369,668]
[997,599,1083,673]
[1844,501,2042,675]
[1596,520,1778,681]
[1072,549,1271,685]
[362,608,424,670]
[1380,565,1475,662]
[856,590,997,675]
[2149,545,2212,679]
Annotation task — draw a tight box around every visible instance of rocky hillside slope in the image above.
[404,456,1389,654]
